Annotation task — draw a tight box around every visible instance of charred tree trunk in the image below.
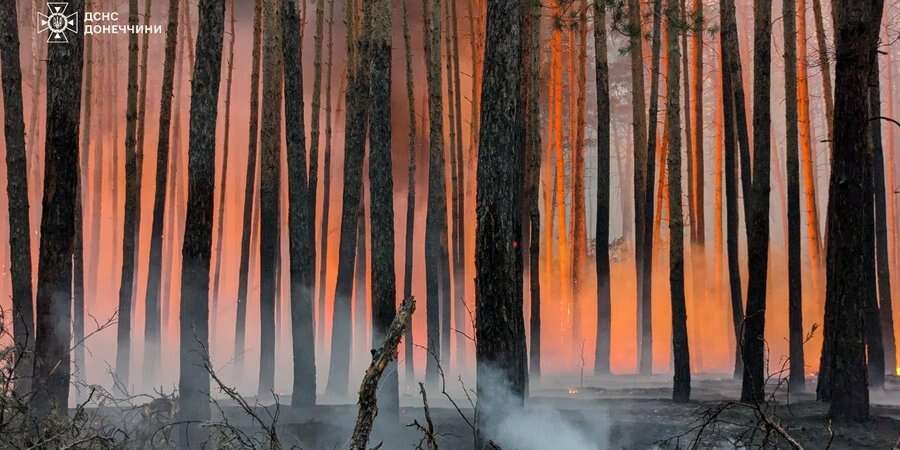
[31,0,84,418]
[115,0,141,391]
[176,0,225,444]
[449,0,467,371]
[475,0,526,445]
[143,0,179,387]
[210,0,236,341]
[739,0,772,405]
[74,10,93,395]
[525,0,542,378]
[366,0,398,420]
[720,0,752,233]
[720,0,744,380]
[638,0,664,375]
[810,0,834,158]
[593,0,611,375]
[783,0,805,393]
[258,0,283,397]
[401,0,418,383]
[309,0,327,334]
[864,57,885,387]
[326,0,370,396]
[0,0,35,397]
[666,0,690,402]
[423,0,451,385]
[316,0,337,356]
[234,0,263,373]
[353,187,369,360]
[282,0,316,407]
[872,56,897,376]
[817,0,883,421]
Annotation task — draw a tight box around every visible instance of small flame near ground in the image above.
[895,367,900,377]
[567,387,579,395]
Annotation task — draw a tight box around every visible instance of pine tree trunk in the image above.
[176,0,225,444]
[817,0,882,421]
[281,0,316,407]
[353,186,369,363]
[258,0,283,397]
[210,0,236,343]
[423,0,451,385]
[309,0,327,327]
[810,0,834,158]
[316,0,337,356]
[524,0,542,379]
[449,0,467,371]
[865,57,887,387]
[665,0,690,402]
[797,0,824,301]
[115,0,141,390]
[401,0,418,383]
[31,0,84,418]
[627,1,648,353]
[740,0,772,405]
[74,9,93,396]
[234,0,263,375]
[638,0,664,375]
[783,0,805,393]
[720,8,744,379]
[720,0,752,233]
[326,0,370,396]
[367,0,398,419]
[0,0,36,397]
[475,0,526,444]
[593,0,611,375]
[143,0,179,387]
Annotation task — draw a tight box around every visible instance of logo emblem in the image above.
[38,3,79,44]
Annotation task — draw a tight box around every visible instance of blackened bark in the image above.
[783,0,805,392]
[282,0,316,407]
[0,0,35,397]
[449,0,467,371]
[423,0,451,385]
[872,55,897,376]
[666,0,690,402]
[863,58,885,388]
[639,0,664,375]
[176,0,225,444]
[401,0,417,383]
[258,0,283,397]
[475,0,526,445]
[818,0,882,421]
[367,0,398,420]
[234,0,263,372]
[740,0,772,405]
[354,197,369,359]
[31,0,84,418]
[316,0,337,354]
[720,9,744,380]
[593,0,610,375]
[720,0,752,231]
[326,0,370,396]
[144,0,180,384]
[210,0,236,341]
[627,1,648,343]
[526,0,542,378]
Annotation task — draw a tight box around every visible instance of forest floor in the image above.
[210,374,900,449]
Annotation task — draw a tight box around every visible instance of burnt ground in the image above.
[205,375,900,449]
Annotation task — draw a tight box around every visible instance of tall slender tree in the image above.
[282,0,317,407]
[115,0,142,390]
[0,0,36,397]
[176,0,226,444]
[258,0,283,396]
[720,0,752,231]
[524,0,542,378]
[627,1,648,331]
[593,0,611,375]
[423,0,452,384]
[31,0,84,417]
[366,0,398,420]
[810,0,834,158]
[449,0,467,370]
[210,0,237,342]
[818,0,883,421]
[234,0,263,373]
[316,0,337,354]
[476,0,526,445]
[783,0,805,392]
[740,0,772,405]
[638,0,664,375]
[666,0,690,403]
[401,0,418,383]
[326,0,370,396]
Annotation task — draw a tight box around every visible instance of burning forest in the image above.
[0,0,899,448]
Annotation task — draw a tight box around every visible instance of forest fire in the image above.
[0,0,898,448]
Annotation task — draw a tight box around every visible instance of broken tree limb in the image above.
[349,296,416,450]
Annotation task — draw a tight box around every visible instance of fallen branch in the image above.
[349,296,416,450]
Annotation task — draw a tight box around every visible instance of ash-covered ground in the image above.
[204,375,900,449]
